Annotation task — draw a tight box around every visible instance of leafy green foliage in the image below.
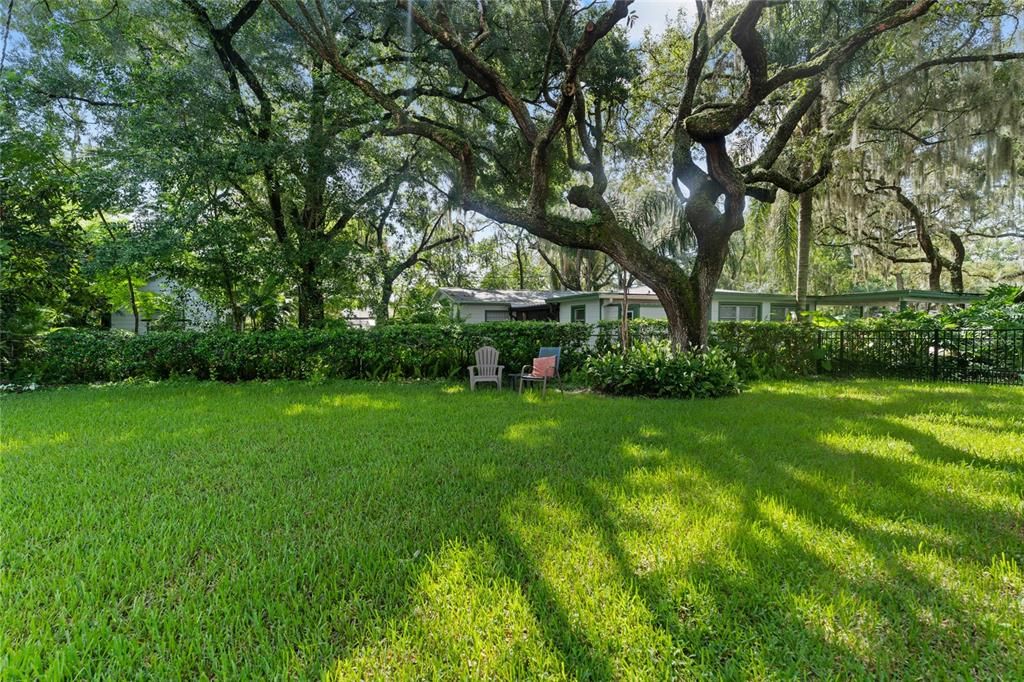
[583,344,743,399]
[0,109,94,364]
[594,319,821,380]
[810,286,1024,330]
[709,322,820,380]
[14,323,592,384]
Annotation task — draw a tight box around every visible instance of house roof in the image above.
[812,289,983,305]
[547,287,795,303]
[438,286,983,309]
[436,287,569,308]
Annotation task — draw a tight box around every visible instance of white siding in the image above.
[110,311,149,333]
[638,305,666,319]
[558,300,601,324]
[458,303,511,323]
[598,301,668,320]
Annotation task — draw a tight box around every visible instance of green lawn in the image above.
[2,379,1022,679]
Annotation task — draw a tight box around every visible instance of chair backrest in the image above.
[475,346,500,374]
[539,346,561,373]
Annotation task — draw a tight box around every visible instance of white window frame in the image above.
[484,309,510,322]
[719,303,759,322]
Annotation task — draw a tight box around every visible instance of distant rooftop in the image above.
[439,286,983,307]
[436,287,570,308]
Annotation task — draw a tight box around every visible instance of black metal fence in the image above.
[817,328,1024,385]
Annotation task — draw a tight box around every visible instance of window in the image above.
[718,303,759,322]
[770,304,798,322]
[571,305,586,323]
[612,304,641,320]
[484,309,510,322]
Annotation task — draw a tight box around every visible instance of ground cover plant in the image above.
[2,379,1023,678]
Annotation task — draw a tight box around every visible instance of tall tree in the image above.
[355,178,468,322]
[12,0,410,327]
[274,0,957,348]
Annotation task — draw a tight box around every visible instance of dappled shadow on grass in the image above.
[3,380,1023,678]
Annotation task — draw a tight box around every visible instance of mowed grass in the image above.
[2,379,1023,679]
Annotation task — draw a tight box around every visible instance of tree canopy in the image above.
[2,0,1022,349]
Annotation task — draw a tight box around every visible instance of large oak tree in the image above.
[273,0,952,348]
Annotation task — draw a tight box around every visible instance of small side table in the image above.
[507,373,522,391]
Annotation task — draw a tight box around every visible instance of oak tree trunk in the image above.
[948,230,965,293]
[297,260,325,327]
[374,279,394,324]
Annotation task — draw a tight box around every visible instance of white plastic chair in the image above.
[468,346,503,390]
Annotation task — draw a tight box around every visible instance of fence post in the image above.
[816,330,823,374]
[839,330,845,372]
[931,329,940,381]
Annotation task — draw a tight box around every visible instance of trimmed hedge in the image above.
[709,322,819,379]
[11,320,823,386]
[14,323,592,385]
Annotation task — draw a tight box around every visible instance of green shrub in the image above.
[22,328,134,384]
[594,319,818,380]
[12,322,591,385]
[593,319,671,352]
[709,322,819,379]
[583,344,743,399]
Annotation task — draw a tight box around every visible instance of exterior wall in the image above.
[110,311,150,333]
[713,299,764,322]
[600,303,668,320]
[111,278,219,334]
[555,295,789,325]
[558,299,602,324]
[638,305,667,320]
[457,303,511,324]
[453,289,813,326]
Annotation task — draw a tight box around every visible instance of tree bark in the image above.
[125,268,140,334]
[927,260,943,291]
[948,229,965,293]
[374,278,394,324]
[620,273,632,353]
[297,259,325,327]
[514,239,525,289]
[795,189,813,310]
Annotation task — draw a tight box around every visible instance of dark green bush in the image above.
[13,322,591,385]
[583,344,743,399]
[709,322,819,379]
[23,329,133,384]
[593,319,671,352]
[594,319,818,380]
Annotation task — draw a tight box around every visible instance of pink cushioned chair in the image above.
[519,346,562,396]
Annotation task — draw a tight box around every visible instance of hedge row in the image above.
[12,323,592,384]
[9,320,822,385]
[594,320,820,379]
